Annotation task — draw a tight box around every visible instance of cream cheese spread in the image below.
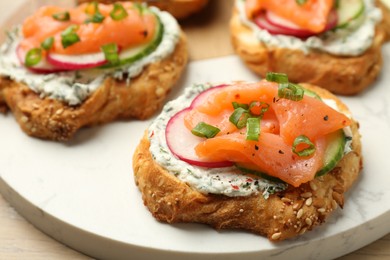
[0,7,180,106]
[237,0,382,56]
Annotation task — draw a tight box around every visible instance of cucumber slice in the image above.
[100,11,163,68]
[315,129,346,177]
[335,0,365,29]
[236,129,347,181]
[303,87,322,100]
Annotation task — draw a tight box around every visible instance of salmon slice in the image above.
[195,132,326,187]
[272,96,351,145]
[183,81,349,187]
[245,0,334,33]
[20,3,157,55]
[195,81,278,116]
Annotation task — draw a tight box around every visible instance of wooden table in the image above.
[0,1,389,259]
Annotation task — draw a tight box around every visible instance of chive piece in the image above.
[249,101,269,117]
[133,2,145,15]
[191,122,220,139]
[246,117,261,141]
[101,43,119,65]
[292,135,316,157]
[232,102,249,110]
[41,37,54,50]
[89,12,105,23]
[84,2,105,23]
[266,72,289,83]
[229,107,250,129]
[61,25,80,49]
[52,11,70,21]
[110,3,128,21]
[25,48,42,67]
[296,0,308,6]
[278,83,304,101]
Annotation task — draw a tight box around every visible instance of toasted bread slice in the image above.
[0,33,187,141]
[77,0,209,19]
[132,83,362,242]
[230,3,387,95]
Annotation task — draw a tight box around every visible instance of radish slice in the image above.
[255,13,316,38]
[166,108,233,168]
[190,84,229,107]
[16,45,63,73]
[256,10,338,38]
[47,51,108,70]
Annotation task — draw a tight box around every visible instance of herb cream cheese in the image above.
[0,7,180,106]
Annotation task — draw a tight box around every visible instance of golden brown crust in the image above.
[132,84,363,241]
[0,34,187,141]
[377,0,390,41]
[77,0,209,19]
[230,6,386,95]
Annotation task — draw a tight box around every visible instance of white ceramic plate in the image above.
[1,51,390,259]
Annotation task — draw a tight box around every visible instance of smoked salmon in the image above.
[182,80,351,187]
[20,2,157,56]
[245,0,335,33]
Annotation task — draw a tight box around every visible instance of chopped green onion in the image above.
[191,122,220,138]
[61,25,80,49]
[84,2,105,23]
[229,107,250,129]
[232,102,249,110]
[246,117,261,141]
[296,0,308,5]
[133,2,145,14]
[41,37,54,50]
[278,83,304,101]
[266,72,289,83]
[292,135,316,157]
[88,12,105,23]
[249,101,269,117]
[85,1,99,14]
[25,48,42,67]
[52,11,70,21]
[110,3,128,21]
[101,43,119,65]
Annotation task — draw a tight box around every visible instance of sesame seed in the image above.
[309,182,318,191]
[56,109,64,115]
[271,232,281,240]
[273,215,277,219]
[239,209,244,213]
[305,197,313,207]
[297,208,304,219]
[318,208,326,213]
[331,199,338,210]
[281,197,291,203]
[21,116,29,123]
[299,227,307,235]
[301,192,312,198]
[293,201,302,210]
[167,202,171,206]
[31,127,37,133]
[305,218,312,226]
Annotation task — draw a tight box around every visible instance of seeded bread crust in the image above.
[230,4,387,95]
[76,0,209,19]
[132,83,362,242]
[0,33,187,141]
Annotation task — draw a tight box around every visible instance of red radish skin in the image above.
[16,44,64,73]
[190,84,231,107]
[46,52,107,70]
[165,107,233,168]
[256,10,338,38]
